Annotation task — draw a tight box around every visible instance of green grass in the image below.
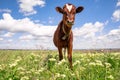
[0,50,120,80]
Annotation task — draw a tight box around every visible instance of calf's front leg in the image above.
[67,44,73,69]
[58,47,63,61]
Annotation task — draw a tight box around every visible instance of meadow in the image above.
[0,50,120,80]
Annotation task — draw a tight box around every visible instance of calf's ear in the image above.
[56,7,64,14]
[76,6,84,14]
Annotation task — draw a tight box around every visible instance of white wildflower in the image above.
[35,70,39,75]
[9,78,12,80]
[112,52,120,56]
[26,71,31,74]
[20,76,29,80]
[31,53,40,57]
[66,67,70,71]
[89,62,96,66]
[105,62,111,68]
[34,59,39,62]
[86,59,90,62]
[30,68,35,72]
[49,58,56,62]
[95,60,104,67]
[31,53,36,56]
[55,73,66,78]
[96,62,103,67]
[17,67,25,71]
[73,60,80,66]
[19,71,25,75]
[95,60,101,63]
[80,67,86,71]
[58,59,66,65]
[88,53,95,57]
[9,57,22,68]
[80,54,84,57]
[107,75,114,80]
[38,68,45,73]
[61,59,66,63]
[55,73,60,77]
[61,74,66,78]
[16,56,22,62]
[71,73,75,76]
[9,62,17,68]
[0,65,2,70]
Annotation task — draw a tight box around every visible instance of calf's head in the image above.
[56,3,84,27]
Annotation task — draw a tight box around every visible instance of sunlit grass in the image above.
[0,50,120,80]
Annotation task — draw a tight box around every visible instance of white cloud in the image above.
[0,13,56,37]
[116,0,120,7]
[0,38,3,41]
[73,21,120,49]
[3,32,14,37]
[106,28,120,41]
[108,28,120,36]
[0,9,11,13]
[112,0,120,22]
[7,39,13,43]
[73,28,120,49]
[32,25,56,37]
[0,13,38,32]
[0,13,56,49]
[96,28,120,48]
[73,21,105,49]
[73,22,105,38]
[112,9,120,21]
[18,0,45,16]
[0,13,120,49]
[19,34,34,40]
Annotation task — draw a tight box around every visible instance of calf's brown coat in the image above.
[53,3,84,68]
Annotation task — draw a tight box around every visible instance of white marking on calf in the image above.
[66,4,73,12]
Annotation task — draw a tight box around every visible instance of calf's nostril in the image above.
[67,20,74,24]
[67,21,70,23]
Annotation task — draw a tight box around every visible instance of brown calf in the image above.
[53,3,84,68]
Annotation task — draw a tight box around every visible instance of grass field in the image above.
[0,50,120,80]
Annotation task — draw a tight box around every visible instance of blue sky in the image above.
[0,0,120,49]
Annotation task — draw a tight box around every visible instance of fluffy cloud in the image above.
[32,25,56,37]
[112,10,120,21]
[18,0,45,16]
[0,13,120,49]
[112,0,120,21]
[7,39,13,43]
[100,29,120,41]
[106,28,120,41]
[0,38,3,41]
[0,13,39,32]
[0,13,57,49]
[19,35,34,40]
[73,22,105,38]
[73,21,120,49]
[96,28,120,48]
[116,0,120,7]
[108,28,120,36]
[73,22,105,49]
[73,27,120,49]
[3,32,14,37]
[0,13,56,37]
